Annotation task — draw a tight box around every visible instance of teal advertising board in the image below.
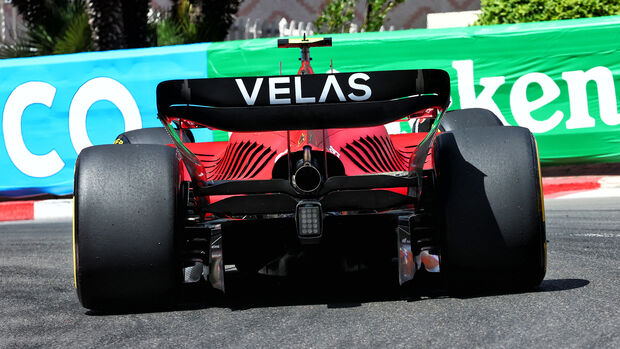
[0,43,211,196]
[0,16,619,196]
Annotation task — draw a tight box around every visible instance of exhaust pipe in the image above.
[292,146,322,193]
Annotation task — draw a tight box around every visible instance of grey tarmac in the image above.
[0,197,619,348]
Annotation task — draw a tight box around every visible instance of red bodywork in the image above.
[169,38,442,209]
[180,125,434,205]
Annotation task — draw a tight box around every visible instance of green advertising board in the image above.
[206,16,620,166]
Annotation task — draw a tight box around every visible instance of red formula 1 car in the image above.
[73,37,546,310]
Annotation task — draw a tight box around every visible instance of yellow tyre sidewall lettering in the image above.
[73,197,77,289]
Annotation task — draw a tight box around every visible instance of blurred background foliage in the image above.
[1,0,619,58]
[0,0,241,58]
[155,0,241,46]
[476,0,620,25]
[0,0,92,58]
[314,0,404,33]
[89,0,151,51]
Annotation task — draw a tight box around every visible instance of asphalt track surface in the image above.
[1,197,619,348]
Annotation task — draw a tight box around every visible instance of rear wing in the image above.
[156,69,450,132]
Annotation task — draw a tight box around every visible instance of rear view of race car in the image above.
[72,37,546,310]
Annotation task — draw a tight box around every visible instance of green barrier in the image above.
[206,16,620,166]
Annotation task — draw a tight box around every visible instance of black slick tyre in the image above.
[433,126,546,292]
[74,144,181,310]
[439,108,504,132]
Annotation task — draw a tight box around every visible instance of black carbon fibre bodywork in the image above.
[157,70,450,132]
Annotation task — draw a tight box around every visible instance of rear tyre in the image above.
[433,126,546,292]
[439,108,503,132]
[114,127,194,145]
[74,144,181,310]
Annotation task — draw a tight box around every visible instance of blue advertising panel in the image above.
[0,44,211,197]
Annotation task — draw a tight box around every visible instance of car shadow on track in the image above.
[405,277,590,302]
[85,271,590,316]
